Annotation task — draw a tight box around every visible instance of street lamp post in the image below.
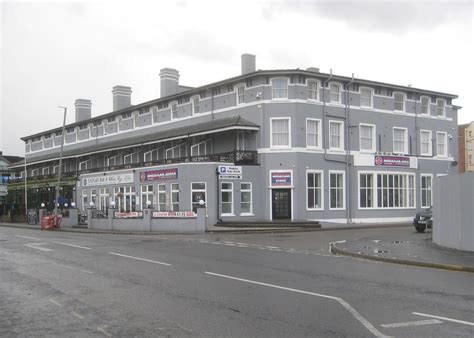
[54,106,67,219]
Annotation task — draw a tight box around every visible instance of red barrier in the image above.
[40,215,62,230]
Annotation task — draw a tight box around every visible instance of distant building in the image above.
[459,121,474,173]
[0,151,24,216]
[8,54,460,225]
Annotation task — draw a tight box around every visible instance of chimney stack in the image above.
[159,68,180,98]
[74,99,92,122]
[241,54,256,75]
[112,86,132,111]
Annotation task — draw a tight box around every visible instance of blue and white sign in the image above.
[218,165,242,179]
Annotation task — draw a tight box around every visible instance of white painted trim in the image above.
[305,118,322,150]
[328,120,344,151]
[270,117,291,149]
[393,91,406,112]
[436,131,448,157]
[220,181,234,216]
[393,126,408,154]
[420,173,433,208]
[419,129,433,156]
[420,95,431,115]
[359,87,374,109]
[328,82,343,104]
[435,98,446,117]
[235,83,246,105]
[269,169,294,221]
[191,181,207,216]
[270,77,290,100]
[305,78,320,102]
[239,182,253,216]
[328,170,345,210]
[306,169,324,211]
[359,123,376,152]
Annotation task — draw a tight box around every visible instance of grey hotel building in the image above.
[8,54,459,226]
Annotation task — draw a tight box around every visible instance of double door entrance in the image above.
[272,189,291,220]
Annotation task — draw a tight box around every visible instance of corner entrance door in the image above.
[272,189,291,220]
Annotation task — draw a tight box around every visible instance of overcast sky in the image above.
[1,0,473,155]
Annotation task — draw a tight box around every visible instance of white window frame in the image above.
[329,82,342,104]
[165,143,186,159]
[98,187,109,212]
[358,172,375,209]
[157,183,166,211]
[140,185,154,210]
[271,77,289,99]
[79,160,90,171]
[329,120,344,151]
[329,170,345,210]
[436,131,448,157]
[420,130,432,156]
[359,87,373,108]
[190,139,212,157]
[270,117,291,149]
[358,171,416,210]
[123,152,139,165]
[191,95,200,115]
[359,123,376,153]
[306,79,319,101]
[220,182,234,216]
[420,96,430,115]
[306,118,322,149]
[306,170,324,211]
[107,155,120,167]
[236,84,245,105]
[191,182,207,214]
[240,182,253,215]
[144,147,163,162]
[171,183,179,211]
[42,167,50,175]
[436,98,446,117]
[31,168,39,177]
[393,92,406,112]
[170,101,178,119]
[420,174,433,208]
[52,165,59,174]
[236,131,246,151]
[393,127,408,154]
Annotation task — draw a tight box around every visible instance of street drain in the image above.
[374,249,388,253]
[392,240,407,244]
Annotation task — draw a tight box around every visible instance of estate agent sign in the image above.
[82,173,134,187]
[374,155,410,167]
[140,168,178,182]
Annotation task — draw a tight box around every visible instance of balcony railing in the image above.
[10,151,258,182]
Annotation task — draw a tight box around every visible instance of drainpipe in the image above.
[215,167,223,224]
[322,69,333,154]
[344,74,355,224]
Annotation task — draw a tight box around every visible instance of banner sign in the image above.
[374,155,410,167]
[114,211,143,218]
[152,211,196,218]
[271,172,292,186]
[140,168,178,182]
[82,173,133,187]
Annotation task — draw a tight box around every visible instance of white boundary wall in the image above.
[432,173,474,252]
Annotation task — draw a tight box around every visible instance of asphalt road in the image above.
[0,226,472,337]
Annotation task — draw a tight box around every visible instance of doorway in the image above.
[272,189,291,220]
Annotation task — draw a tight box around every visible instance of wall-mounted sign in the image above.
[140,168,178,182]
[374,155,410,167]
[82,173,134,187]
[152,211,196,218]
[218,165,242,179]
[271,171,292,186]
[114,211,143,218]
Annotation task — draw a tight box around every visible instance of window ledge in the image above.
[306,208,324,211]
[221,214,236,217]
[240,213,255,217]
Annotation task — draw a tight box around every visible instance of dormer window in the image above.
[271,78,288,99]
[171,102,178,119]
[436,99,446,116]
[360,87,373,108]
[394,92,405,112]
[329,83,341,103]
[307,80,319,101]
[192,96,200,115]
[420,96,430,115]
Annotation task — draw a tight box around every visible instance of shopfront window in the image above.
[191,182,206,213]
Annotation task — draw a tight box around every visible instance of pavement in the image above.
[0,225,473,337]
[330,230,474,273]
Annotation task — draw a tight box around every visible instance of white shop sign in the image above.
[218,165,242,179]
[82,173,134,187]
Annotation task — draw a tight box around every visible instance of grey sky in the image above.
[1,0,472,155]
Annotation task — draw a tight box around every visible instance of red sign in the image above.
[140,168,178,182]
[271,172,292,186]
[152,211,196,218]
[374,155,410,167]
[114,212,143,218]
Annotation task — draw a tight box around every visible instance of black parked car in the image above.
[413,206,433,233]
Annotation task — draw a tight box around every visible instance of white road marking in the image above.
[52,241,91,250]
[71,311,84,320]
[108,252,171,266]
[25,243,53,252]
[413,312,474,326]
[265,246,279,249]
[49,299,61,306]
[51,262,93,274]
[97,326,112,337]
[15,235,41,240]
[205,271,386,337]
[381,319,442,328]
